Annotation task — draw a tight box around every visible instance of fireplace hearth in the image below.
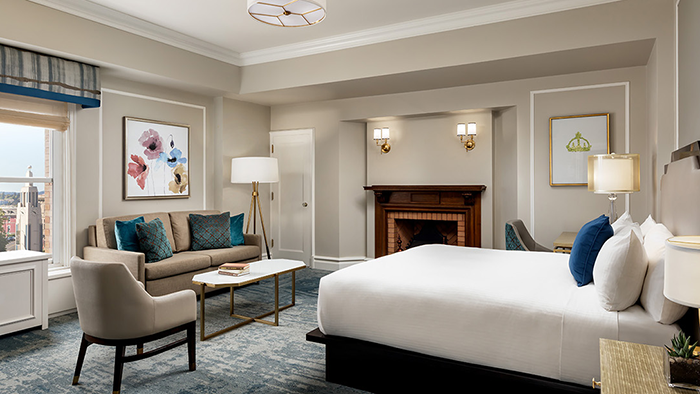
[365,185,486,257]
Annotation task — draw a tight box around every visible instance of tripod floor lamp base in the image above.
[247,181,271,260]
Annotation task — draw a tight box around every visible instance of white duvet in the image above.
[317,244,679,387]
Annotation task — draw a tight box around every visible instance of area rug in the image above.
[0,268,366,394]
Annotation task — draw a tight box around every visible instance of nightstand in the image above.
[598,338,677,393]
[553,231,577,254]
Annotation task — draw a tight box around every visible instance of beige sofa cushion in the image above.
[144,251,212,280]
[169,210,220,252]
[192,246,261,267]
[97,212,176,253]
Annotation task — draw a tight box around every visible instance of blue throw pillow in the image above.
[115,216,145,252]
[135,218,173,263]
[569,214,614,287]
[230,213,245,246]
[190,212,232,251]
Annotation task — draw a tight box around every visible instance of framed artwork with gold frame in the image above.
[549,113,610,186]
[123,116,190,200]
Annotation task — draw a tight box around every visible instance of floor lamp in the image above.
[231,157,279,260]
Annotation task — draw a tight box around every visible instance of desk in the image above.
[553,231,577,254]
[598,338,680,393]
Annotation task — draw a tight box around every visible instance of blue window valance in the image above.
[0,44,100,108]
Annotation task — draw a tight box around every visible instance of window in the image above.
[0,124,65,264]
[0,93,73,267]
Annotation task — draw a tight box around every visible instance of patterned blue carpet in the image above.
[0,268,366,394]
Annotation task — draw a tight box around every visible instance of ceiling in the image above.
[28,0,619,66]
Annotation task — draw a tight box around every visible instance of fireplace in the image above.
[365,185,486,257]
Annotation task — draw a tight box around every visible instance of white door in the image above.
[270,129,314,265]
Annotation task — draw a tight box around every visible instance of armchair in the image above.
[70,257,197,394]
[505,219,552,252]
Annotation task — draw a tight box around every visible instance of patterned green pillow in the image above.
[190,212,232,251]
[135,218,173,263]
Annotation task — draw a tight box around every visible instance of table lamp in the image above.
[231,157,279,260]
[588,153,640,223]
[664,236,700,308]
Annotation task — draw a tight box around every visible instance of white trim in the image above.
[99,88,208,210]
[313,255,368,271]
[675,0,681,150]
[529,82,630,237]
[27,0,618,66]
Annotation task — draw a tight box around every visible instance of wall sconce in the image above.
[373,127,391,154]
[457,122,477,151]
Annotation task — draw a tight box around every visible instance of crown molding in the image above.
[27,0,242,65]
[240,0,619,65]
[28,0,618,67]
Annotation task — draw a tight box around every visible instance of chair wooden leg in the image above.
[113,345,126,394]
[137,343,143,355]
[187,322,196,371]
[72,333,91,385]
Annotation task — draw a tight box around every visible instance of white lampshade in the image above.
[231,157,279,184]
[587,153,640,193]
[381,127,390,140]
[457,123,466,136]
[664,236,700,308]
[247,0,326,27]
[373,128,382,140]
[467,122,477,136]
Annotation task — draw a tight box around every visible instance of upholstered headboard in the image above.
[660,141,700,236]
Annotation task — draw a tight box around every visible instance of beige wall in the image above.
[73,77,218,255]
[677,0,700,147]
[272,65,667,264]
[218,97,272,228]
[365,111,494,252]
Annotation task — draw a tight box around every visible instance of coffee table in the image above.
[192,259,306,341]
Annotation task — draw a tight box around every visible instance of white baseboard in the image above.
[313,256,369,271]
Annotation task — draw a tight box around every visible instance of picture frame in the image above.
[123,116,190,200]
[549,113,610,186]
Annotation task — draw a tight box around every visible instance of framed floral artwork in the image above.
[123,117,190,200]
[549,113,610,186]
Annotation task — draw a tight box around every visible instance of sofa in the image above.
[83,210,262,296]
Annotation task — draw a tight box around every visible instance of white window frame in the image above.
[0,105,75,268]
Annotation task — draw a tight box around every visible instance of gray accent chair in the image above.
[505,219,552,252]
[70,257,196,394]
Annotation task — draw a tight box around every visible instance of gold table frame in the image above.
[193,263,305,341]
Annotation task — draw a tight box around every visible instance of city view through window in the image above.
[0,123,53,254]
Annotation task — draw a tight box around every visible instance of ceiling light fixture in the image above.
[247,0,327,27]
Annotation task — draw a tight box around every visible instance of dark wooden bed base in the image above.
[307,308,699,393]
[307,328,594,393]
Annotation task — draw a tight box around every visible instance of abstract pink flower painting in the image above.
[124,117,190,200]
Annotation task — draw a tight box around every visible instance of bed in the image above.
[307,144,700,393]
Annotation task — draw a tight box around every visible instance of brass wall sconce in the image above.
[457,122,477,151]
[374,127,391,154]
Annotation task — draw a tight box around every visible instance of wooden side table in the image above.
[598,338,677,393]
[553,231,577,254]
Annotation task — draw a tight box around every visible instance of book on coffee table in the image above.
[218,262,250,276]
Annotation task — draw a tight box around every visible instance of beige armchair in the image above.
[70,257,197,394]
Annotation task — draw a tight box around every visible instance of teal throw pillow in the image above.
[569,214,614,287]
[135,218,173,263]
[115,216,144,252]
[230,213,245,246]
[190,212,232,251]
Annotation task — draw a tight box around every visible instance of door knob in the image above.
[302,202,308,207]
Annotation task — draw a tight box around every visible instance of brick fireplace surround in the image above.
[364,185,486,258]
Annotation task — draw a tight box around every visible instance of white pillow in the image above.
[593,225,647,311]
[640,215,656,239]
[639,223,688,324]
[611,211,635,235]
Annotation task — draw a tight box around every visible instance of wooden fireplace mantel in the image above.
[364,185,486,257]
